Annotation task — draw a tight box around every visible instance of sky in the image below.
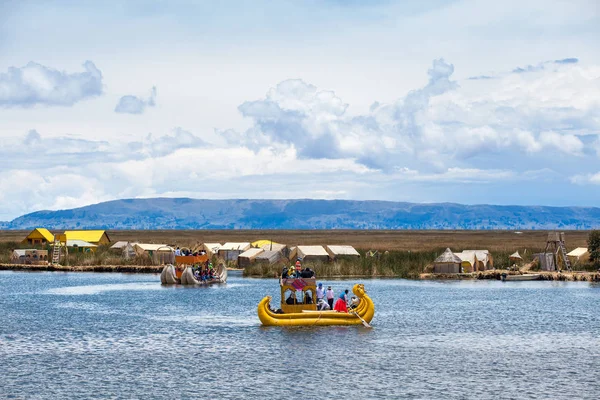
[0,0,599,220]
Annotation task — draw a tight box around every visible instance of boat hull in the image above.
[502,273,540,281]
[161,264,227,285]
[160,264,179,284]
[258,283,374,327]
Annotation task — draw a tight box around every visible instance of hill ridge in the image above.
[3,198,600,230]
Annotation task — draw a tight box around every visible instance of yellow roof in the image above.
[252,240,279,248]
[64,230,108,243]
[24,228,55,242]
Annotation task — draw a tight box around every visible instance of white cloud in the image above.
[115,86,157,114]
[538,131,584,156]
[571,172,600,185]
[224,59,600,170]
[0,61,103,107]
[1,57,600,220]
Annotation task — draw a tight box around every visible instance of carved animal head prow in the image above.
[353,283,366,297]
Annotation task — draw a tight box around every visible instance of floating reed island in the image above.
[421,270,600,282]
[1,229,598,280]
[0,263,162,273]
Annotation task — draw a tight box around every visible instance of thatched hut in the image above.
[218,242,251,261]
[509,251,523,268]
[255,250,285,265]
[326,245,360,260]
[296,246,329,262]
[533,253,556,271]
[433,248,462,273]
[134,244,174,264]
[259,242,288,258]
[110,241,138,258]
[196,243,222,257]
[237,248,265,268]
[509,251,523,262]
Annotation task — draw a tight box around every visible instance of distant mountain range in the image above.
[1,198,599,230]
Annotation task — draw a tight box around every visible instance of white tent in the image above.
[567,247,590,265]
[454,250,493,271]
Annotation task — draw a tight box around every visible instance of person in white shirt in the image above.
[316,283,325,303]
[317,298,330,311]
[325,286,335,310]
[175,247,181,256]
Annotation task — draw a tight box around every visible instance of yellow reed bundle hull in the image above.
[257,284,374,327]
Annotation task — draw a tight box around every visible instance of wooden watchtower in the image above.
[544,232,571,271]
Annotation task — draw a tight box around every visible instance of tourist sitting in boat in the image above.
[269,305,284,314]
[286,292,296,305]
[300,268,313,278]
[281,265,289,279]
[317,298,330,311]
[333,292,348,312]
[193,265,201,279]
[349,296,360,310]
[287,265,295,278]
[295,258,302,276]
[304,292,313,304]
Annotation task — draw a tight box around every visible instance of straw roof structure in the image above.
[434,248,462,264]
[509,251,523,260]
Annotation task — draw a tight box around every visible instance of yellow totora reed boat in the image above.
[257,278,375,327]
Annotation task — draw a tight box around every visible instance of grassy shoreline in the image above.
[1,230,596,279]
[0,263,163,273]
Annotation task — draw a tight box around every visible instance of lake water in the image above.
[1,270,599,399]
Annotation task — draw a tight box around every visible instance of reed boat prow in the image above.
[217,263,227,283]
[161,261,227,285]
[257,283,374,327]
[160,264,179,284]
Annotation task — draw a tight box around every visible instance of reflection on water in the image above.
[1,270,599,399]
